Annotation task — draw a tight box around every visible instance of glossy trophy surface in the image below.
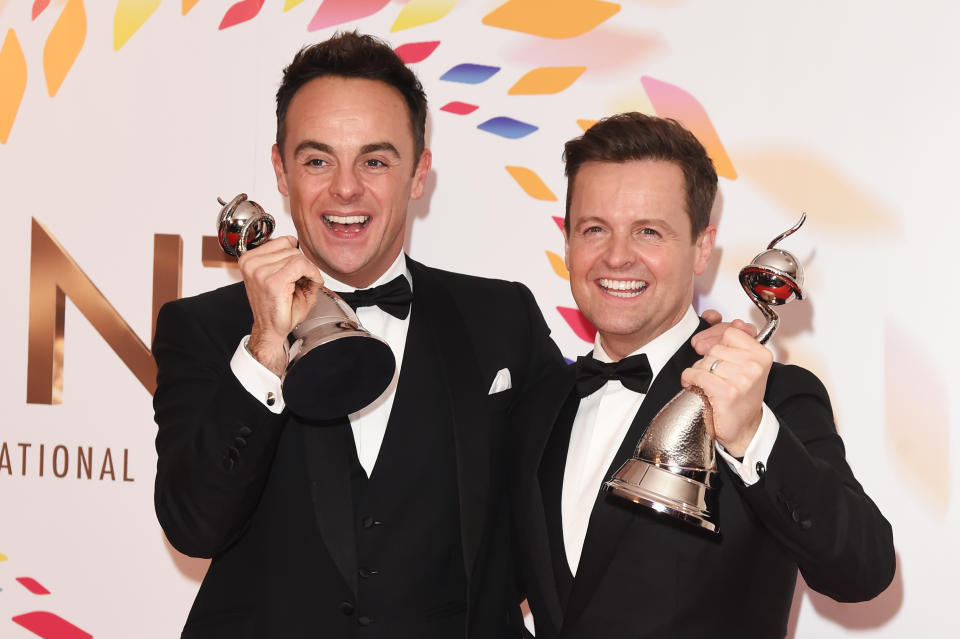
[216,194,396,420]
[606,214,807,532]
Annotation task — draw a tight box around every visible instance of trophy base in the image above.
[605,457,718,533]
[283,333,396,420]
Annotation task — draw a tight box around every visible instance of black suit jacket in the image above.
[153,257,563,638]
[512,320,895,639]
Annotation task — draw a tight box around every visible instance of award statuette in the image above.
[216,193,396,420]
[604,214,807,532]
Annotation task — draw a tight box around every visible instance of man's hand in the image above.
[691,310,758,355]
[681,327,773,458]
[238,236,324,377]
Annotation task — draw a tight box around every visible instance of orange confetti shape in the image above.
[576,118,598,132]
[43,0,86,97]
[114,0,163,50]
[183,0,201,15]
[546,251,569,280]
[509,66,585,95]
[483,0,620,39]
[0,29,27,144]
[505,166,557,201]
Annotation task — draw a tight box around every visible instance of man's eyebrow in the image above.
[293,140,333,156]
[360,142,400,157]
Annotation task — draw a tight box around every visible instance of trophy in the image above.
[604,214,807,532]
[216,193,397,420]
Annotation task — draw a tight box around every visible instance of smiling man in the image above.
[152,32,564,638]
[511,112,895,638]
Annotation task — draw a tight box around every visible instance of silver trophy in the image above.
[605,214,807,532]
[217,193,396,420]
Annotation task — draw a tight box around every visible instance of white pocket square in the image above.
[488,368,512,394]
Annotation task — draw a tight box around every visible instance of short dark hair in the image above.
[563,112,717,239]
[275,31,427,161]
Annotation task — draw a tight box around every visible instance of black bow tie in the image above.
[338,275,412,320]
[574,353,653,397]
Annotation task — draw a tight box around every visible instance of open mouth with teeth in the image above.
[323,214,371,233]
[597,278,648,298]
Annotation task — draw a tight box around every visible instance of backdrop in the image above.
[1,1,955,637]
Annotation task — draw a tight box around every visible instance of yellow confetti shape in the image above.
[505,166,557,201]
[0,551,8,561]
[391,0,457,32]
[546,251,569,280]
[0,29,27,145]
[508,66,585,95]
[576,119,598,132]
[483,0,620,39]
[115,0,162,50]
[43,0,86,97]
[183,0,201,15]
[284,0,307,10]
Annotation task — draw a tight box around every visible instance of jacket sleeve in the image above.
[152,298,286,558]
[736,364,895,602]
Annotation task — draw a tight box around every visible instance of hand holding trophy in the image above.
[605,214,807,533]
[216,194,396,420]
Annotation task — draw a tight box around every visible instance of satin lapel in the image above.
[562,321,707,630]
[522,363,577,633]
[406,259,489,580]
[301,417,360,595]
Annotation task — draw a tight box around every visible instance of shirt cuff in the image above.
[229,336,286,414]
[716,403,779,486]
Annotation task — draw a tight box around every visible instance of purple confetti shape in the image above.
[440,64,500,84]
[477,117,538,139]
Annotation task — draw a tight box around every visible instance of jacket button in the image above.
[357,616,374,626]
[359,567,379,578]
[238,426,253,437]
[339,601,355,616]
[221,457,235,471]
[361,516,381,529]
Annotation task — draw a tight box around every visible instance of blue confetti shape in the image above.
[477,117,538,139]
[440,64,500,84]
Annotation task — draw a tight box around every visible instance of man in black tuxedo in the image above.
[152,32,565,637]
[512,113,895,638]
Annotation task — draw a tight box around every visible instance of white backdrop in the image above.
[1,1,957,637]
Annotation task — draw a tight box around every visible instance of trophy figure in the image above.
[216,194,396,420]
[605,214,807,532]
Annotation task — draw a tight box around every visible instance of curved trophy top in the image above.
[739,213,806,306]
[217,193,276,257]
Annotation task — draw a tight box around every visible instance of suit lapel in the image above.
[561,321,707,631]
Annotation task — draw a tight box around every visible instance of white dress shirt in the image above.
[561,306,780,575]
[230,252,411,478]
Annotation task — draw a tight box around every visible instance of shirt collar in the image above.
[318,251,412,294]
[592,306,701,383]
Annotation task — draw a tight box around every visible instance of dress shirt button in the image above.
[755,461,765,477]
[359,567,379,578]
[357,616,374,626]
[339,601,355,616]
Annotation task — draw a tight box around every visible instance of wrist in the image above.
[247,331,288,377]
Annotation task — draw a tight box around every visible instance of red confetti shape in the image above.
[13,612,93,639]
[32,0,51,20]
[557,306,596,343]
[17,576,51,594]
[395,41,440,63]
[440,101,478,115]
[219,0,266,30]
[309,0,391,31]
[552,216,565,231]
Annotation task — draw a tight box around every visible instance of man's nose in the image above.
[330,165,363,201]
[603,233,635,269]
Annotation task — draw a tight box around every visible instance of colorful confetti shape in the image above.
[33,0,51,20]
[440,63,500,84]
[17,577,51,595]
[394,40,441,64]
[558,306,596,342]
[309,0,391,31]
[505,166,557,201]
[284,0,308,9]
[641,76,736,180]
[391,0,457,32]
[183,1,201,15]
[0,551,8,560]
[220,0,266,30]
[546,251,569,280]
[477,116,537,139]
[508,66,585,95]
[43,0,85,97]
[483,0,620,39]
[113,0,162,50]
[576,118,597,132]
[13,612,93,639]
[0,29,27,144]
[440,101,478,115]
[552,216,565,231]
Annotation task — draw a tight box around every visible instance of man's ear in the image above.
[271,144,288,196]
[562,224,571,271]
[693,224,717,275]
[410,149,432,200]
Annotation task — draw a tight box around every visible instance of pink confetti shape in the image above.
[32,0,51,20]
[309,0,391,31]
[557,306,596,343]
[394,40,440,64]
[13,611,93,639]
[219,0,266,30]
[552,216,565,231]
[17,576,51,594]
[440,101,478,115]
